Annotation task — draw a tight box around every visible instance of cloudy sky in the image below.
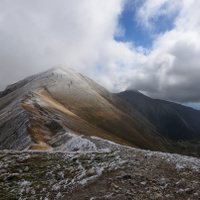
[0,0,200,109]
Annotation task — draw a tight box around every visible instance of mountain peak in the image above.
[0,66,83,98]
[47,66,75,74]
[125,89,140,93]
[117,89,200,144]
[0,66,175,152]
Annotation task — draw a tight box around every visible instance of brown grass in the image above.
[36,90,76,117]
[21,88,158,151]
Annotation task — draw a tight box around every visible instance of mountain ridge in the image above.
[0,67,176,152]
[117,90,200,141]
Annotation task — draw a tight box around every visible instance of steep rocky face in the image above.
[117,90,200,141]
[0,89,33,150]
[0,67,176,152]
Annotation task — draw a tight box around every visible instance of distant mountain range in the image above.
[117,90,200,141]
[0,67,200,156]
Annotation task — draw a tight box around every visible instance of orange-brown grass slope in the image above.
[22,89,137,150]
[42,86,176,152]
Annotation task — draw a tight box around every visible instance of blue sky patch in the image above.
[115,0,177,49]
[115,3,152,48]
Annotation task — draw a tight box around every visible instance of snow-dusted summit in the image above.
[0,67,178,153]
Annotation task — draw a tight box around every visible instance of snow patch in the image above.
[58,135,97,152]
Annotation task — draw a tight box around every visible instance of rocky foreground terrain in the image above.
[0,137,199,200]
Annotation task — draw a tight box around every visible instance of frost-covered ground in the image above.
[0,137,200,200]
[0,150,120,199]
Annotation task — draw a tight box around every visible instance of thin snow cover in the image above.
[58,135,97,152]
[1,136,200,199]
[90,136,132,152]
[91,136,200,172]
[143,150,200,172]
[91,136,119,146]
[44,66,108,107]
[45,67,95,100]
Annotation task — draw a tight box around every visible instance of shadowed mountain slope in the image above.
[117,90,200,141]
[0,67,177,152]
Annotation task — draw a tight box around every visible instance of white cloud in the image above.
[0,0,200,104]
[136,0,181,30]
[0,0,124,89]
[125,0,200,103]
